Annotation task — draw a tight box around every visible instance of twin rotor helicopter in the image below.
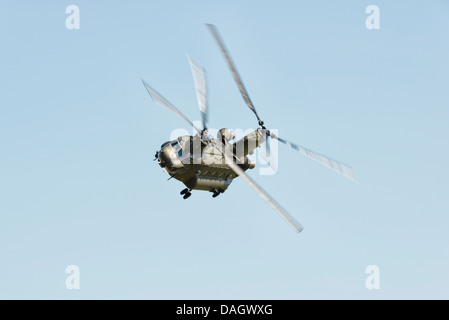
[142,24,357,232]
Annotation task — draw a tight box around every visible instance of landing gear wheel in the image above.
[183,192,192,199]
[180,188,189,195]
[212,190,221,198]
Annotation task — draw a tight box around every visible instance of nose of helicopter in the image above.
[157,149,169,168]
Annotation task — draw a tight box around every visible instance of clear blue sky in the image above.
[1,0,448,299]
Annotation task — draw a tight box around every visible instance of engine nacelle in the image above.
[218,128,235,143]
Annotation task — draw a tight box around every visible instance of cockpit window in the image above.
[171,141,181,151]
[161,142,170,150]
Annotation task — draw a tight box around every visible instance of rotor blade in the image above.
[206,24,261,122]
[220,150,303,233]
[142,79,201,134]
[187,55,208,130]
[270,133,358,183]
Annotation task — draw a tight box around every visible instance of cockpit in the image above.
[160,136,189,159]
[171,140,183,157]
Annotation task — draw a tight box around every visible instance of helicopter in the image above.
[142,24,358,232]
